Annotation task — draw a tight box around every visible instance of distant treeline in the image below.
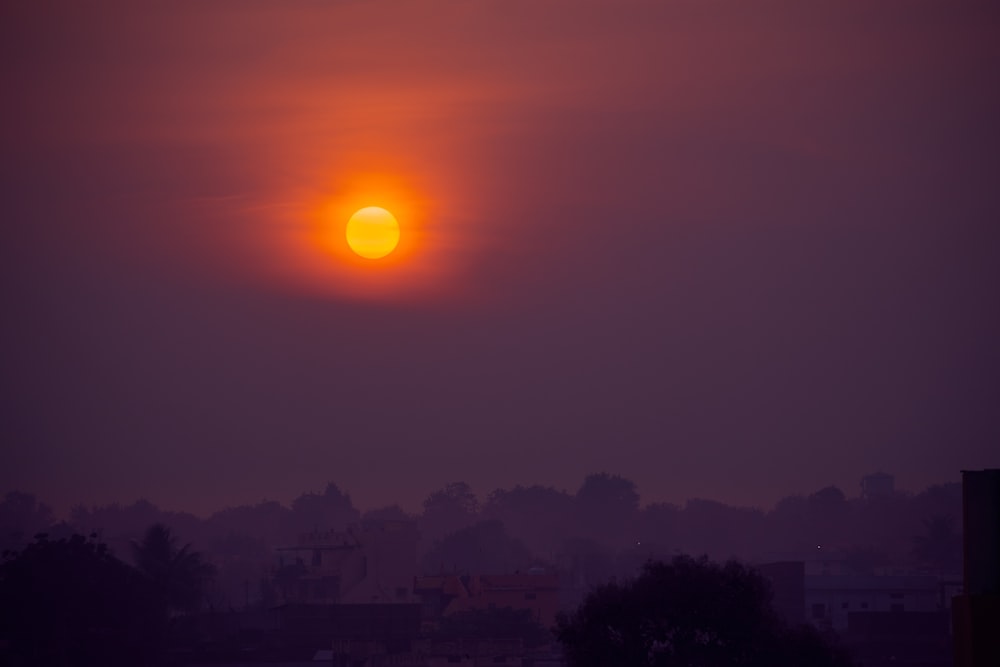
[0,474,961,609]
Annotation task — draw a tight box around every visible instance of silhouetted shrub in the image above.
[0,534,158,666]
[556,554,854,667]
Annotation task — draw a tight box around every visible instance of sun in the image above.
[346,206,400,259]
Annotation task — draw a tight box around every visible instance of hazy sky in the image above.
[2,1,998,517]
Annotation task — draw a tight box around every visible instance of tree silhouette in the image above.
[421,482,480,545]
[290,482,360,532]
[0,491,54,548]
[576,473,639,514]
[0,533,157,665]
[912,515,962,574]
[483,485,574,558]
[556,555,853,667]
[362,504,412,522]
[574,473,639,546]
[132,523,215,614]
[420,519,533,575]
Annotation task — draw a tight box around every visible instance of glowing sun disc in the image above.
[346,206,400,259]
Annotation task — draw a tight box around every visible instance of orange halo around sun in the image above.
[274,169,449,300]
[346,206,400,259]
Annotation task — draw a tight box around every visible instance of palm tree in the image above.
[132,523,215,614]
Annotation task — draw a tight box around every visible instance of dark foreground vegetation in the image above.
[558,555,854,667]
[0,525,213,666]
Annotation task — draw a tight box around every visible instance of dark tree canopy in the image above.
[911,515,962,574]
[290,482,361,532]
[0,491,54,547]
[420,481,480,544]
[421,519,533,575]
[133,523,215,613]
[576,473,639,509]
[574,473,640,546]
[362,503,412,523]
[0,534,158,666]
[556,555,854,667]
[483,485,574,557]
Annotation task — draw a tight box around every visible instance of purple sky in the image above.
[2,1,998,517]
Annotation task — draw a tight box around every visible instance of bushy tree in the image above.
[556,555,854,667]
[421,519,533,575]
[71,499,205,565]
[0,534,158,665]
[0,491,54,548]
[362,504,412,522]
[132,523,215,614]
[912,515,962,574]
[576,473,639,516]
[206,499,294,545]
[290,482,360,533]
[483,485,574,557]
[421,482,480,545]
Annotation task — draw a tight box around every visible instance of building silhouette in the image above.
[952,469,1000,667]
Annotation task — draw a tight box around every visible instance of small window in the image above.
[861,602,869,609]
[811,603,825,619]
[842,602,849,609]
[890,593,904,600]
[891,603,904,612]
[525,592,537,600]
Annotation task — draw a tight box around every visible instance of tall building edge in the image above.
[952,469,1000,667]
